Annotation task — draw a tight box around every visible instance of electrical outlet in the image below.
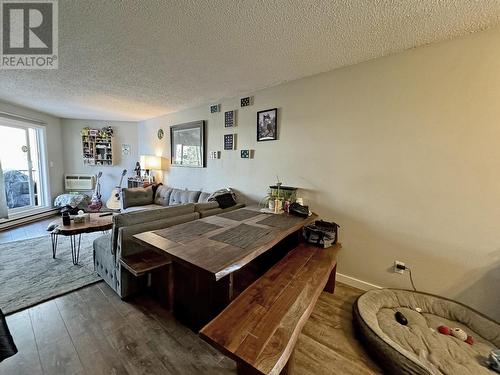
[394,260,405,274]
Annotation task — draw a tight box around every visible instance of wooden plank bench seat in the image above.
[120,249,173,307]
[119,249,171,277]
[199,242,341,375]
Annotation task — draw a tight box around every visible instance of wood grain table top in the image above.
[133,208,317,281]
[50,213,114,235]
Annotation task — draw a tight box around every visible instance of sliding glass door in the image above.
[0,120,48,217]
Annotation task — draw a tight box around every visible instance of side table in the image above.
[49,213,114,265]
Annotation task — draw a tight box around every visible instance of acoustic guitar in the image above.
[106,169,127,210]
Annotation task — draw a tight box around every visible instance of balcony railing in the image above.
[3,169,38,209]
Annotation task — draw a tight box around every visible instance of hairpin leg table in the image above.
[49,213,114,265]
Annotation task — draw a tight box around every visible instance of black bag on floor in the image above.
[0,309,17,362]
[303,220,339,248]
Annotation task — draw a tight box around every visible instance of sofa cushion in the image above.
[93,233,111,254]
[185,190,201,203]
[198,192,211,203]
[198,203,245,218]
[121,185,154,209]
[169,188,184,205]
[194,202,220,213]
[169,188,202,205]
[117,212,199,258]
[111,203,195,253]
[121,204,164,213]
[154,185,173,206]
[93,234,117,290]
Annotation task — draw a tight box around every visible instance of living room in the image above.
[0,1,499,374]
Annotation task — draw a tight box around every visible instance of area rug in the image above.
[0,233,102,315]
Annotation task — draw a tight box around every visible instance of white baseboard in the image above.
[337,273,382,291]
[0,208,58,230]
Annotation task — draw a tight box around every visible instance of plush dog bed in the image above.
[353,289,500,375]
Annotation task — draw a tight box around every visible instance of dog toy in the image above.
[395,311,408,325]
[486,349,500,373]
[437,325,474,345]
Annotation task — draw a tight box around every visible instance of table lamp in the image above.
[140,155,168,182]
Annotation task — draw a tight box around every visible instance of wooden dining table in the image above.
[133,207,317,330]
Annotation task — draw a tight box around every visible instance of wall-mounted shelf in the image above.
[81,127,114,166]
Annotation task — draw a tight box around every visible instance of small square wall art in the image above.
[224,134,235,150]
[225,110,236,127]
[240,97,252,107]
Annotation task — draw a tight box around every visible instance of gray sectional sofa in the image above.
[93,185,244,298]
[120,185,213,213]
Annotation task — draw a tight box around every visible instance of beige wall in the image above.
[0,100,64,202]
[139,26,500,320]
[61,119,138,200]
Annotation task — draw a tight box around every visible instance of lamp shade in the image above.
[140,155,168,170]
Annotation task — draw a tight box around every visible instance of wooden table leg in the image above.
[280,350,295,375]
[323,263,337,294]
[237,362,261,375]
[151,264,173,310]
[172,262,230,331]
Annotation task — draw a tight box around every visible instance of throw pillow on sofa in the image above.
[208,188,237,203]
[214,192,237,209]
[169,188,202,205]
[154,185,173,206]
[121,185,154,209]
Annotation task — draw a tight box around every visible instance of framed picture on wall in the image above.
[170,120,206,167]
[257,108,277,141]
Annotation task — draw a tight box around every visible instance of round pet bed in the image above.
[353,289,500,375]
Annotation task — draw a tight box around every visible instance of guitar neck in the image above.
[117,170,127,188]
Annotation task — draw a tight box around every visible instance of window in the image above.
[0,116,50,218]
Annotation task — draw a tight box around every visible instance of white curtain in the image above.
[0,161,8,220]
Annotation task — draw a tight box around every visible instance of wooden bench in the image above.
[199,242,341,375]
[120,250,173,307]
[119,249,171,277]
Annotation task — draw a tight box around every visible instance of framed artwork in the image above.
[225,110,236,127]
[121,144,131,156]
[257,108,277,141]
[210,104,220,113]
[224,134,235,150]
[170,120,205,167]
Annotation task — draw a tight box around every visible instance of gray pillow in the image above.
[169,188,202,205]
[169,188,185,205]
[121,186,154,209]
[154,185,173,206]
[183,190,201,203]
[198,192,211,203]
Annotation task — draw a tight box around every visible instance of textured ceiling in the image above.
[1,0,500,121]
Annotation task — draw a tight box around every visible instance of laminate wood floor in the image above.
[0,219,382,375]
[0,216,56,243]
[0,282,382,375]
